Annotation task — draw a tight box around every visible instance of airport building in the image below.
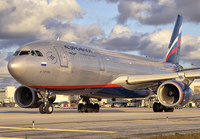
[189,81,200,107]
[0,88,5,103]
[0,86,16,107]
[190,81,200,94]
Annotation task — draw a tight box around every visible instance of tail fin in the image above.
[162,15,183,64]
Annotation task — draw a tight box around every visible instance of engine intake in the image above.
[14,86,40,108]
[157,80,194,107]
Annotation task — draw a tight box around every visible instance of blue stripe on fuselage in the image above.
[46,87,152,98]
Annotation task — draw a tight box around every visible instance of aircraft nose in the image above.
[8,57,27,79]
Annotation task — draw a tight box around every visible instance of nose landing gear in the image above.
[39,91,54,114]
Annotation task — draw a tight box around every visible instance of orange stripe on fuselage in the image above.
[30,84,121,89]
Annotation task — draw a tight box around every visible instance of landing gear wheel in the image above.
[164,107,174,112]
[78,103,85,113]
[158,103,163,112]
[87,103,94,113]
[153,102,158,112]
[78,96,101,113]
[39,104,46,114]
[93,103,99,112]
[45,104,53,114]
[153,102,163,112]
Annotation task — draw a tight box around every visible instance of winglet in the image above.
[162,15,183,64]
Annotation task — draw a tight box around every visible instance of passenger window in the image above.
[31,50,37,56]
[35,50,43,57]
[19,51,30,56]
[13,51,20,56]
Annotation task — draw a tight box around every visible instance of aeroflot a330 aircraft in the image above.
[5,15,200,114]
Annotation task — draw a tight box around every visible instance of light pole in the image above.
[191,63,194,68]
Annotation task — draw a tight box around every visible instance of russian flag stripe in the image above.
[41,62,47,66]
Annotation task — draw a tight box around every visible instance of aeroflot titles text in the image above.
[64,45,93,53]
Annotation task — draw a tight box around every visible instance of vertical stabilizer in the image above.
[163,15,183,64]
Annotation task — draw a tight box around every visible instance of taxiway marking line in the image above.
[0,126,118,133]
[137,119,200,124]
[0,137,24,139]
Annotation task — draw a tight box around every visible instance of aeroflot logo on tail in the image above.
[64,45,93,53]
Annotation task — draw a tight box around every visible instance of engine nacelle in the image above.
[14,86,40,108]
[157,80,194,108]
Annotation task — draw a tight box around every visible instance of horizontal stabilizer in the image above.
[179,67,200,72]
[0,74,13,78]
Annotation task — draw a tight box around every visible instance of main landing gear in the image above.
[39,91,54,114]
[153,102,174,112]
[78,96,100,113]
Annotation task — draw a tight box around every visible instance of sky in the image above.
[0,0,200,86]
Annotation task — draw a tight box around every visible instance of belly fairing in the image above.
[42,85,152,99]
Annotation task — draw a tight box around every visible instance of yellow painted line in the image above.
[137,119,168,123]
[136,119,200,124]
[0,137,24,139]
[0,126,117,133]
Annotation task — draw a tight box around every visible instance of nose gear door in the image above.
[54,46,68,67]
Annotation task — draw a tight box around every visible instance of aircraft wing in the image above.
[127,71,200,84]
[111,71,200,91]
[0,74,13,78]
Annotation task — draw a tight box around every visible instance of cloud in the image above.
[44,18,104,43]
[114,0,200,25]
[181,35,200,61]
[92,25,170,58]
[90,24,200,67]
[117,1,151,24]
[0,0,105,49]
[0,37,37,49]
[0,0,84,39]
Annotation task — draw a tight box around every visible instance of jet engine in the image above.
[14,86,40,108]
[157,80,194,108]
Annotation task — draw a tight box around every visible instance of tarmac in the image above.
[1,107,200,139]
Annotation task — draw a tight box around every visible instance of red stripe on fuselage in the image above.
[30,84,122,89]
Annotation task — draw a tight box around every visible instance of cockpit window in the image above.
[13,51,20,56]
[19,51,30,56]
[35,50,43,57]
[13,50,43,57]
[31,50,37,56]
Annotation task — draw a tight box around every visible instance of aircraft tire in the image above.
[153,102,163,112]
[39,104,46,114]
[86,103,94,113]
[153,102,159,112]
[164,107,174,112]
[78,103,85,113]
[45,104,53,114]
[93,103,99,112]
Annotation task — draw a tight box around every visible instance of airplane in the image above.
[5,15,200,114]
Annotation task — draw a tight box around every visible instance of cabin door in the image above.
[95,52,105,71]
[54,46,68,67]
